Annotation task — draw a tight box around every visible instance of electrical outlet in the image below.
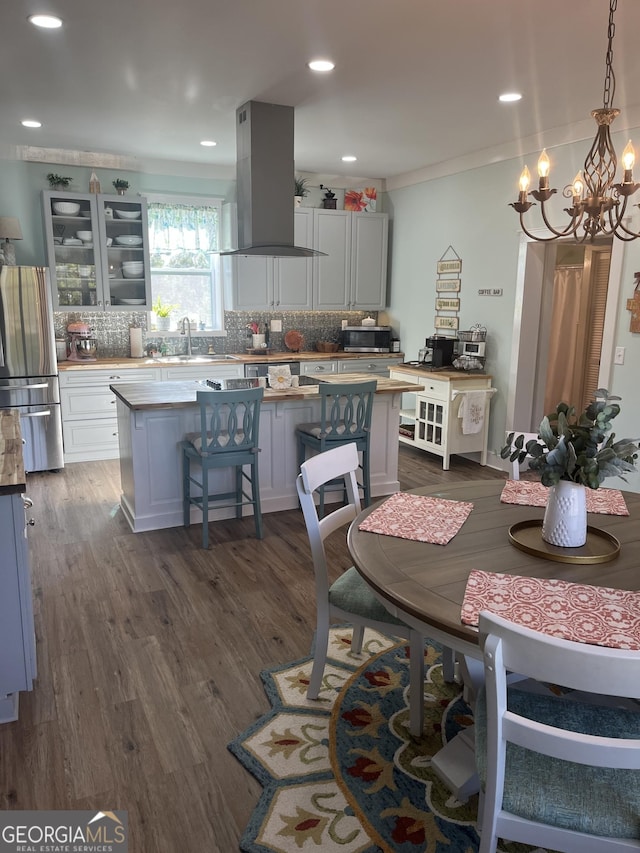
[270,319,282,332]
[614,346,625,365]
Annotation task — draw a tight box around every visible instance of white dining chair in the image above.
[296,442,456,737]
[475,611,640,853]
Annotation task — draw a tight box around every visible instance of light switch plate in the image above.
[614,346,625,365]
[270,319,282,332]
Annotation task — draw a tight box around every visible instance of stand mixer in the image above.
[67,322,98,362]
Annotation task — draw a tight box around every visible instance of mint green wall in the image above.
[386,132,640,490]
[0,159,235,267]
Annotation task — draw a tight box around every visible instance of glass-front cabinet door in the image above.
[42,191,151,311]
[43,192,101,308]
[95,194,150,309]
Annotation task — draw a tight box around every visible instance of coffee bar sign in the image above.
[478,288,503,296]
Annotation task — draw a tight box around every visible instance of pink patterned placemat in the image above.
[500,479,629,515]
[461,569,640,650]
[357,492,473,546]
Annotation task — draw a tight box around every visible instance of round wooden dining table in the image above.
[347,479,640,660]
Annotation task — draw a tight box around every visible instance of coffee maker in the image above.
[419,336,455,368]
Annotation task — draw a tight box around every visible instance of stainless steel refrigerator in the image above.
[0,266,64,472]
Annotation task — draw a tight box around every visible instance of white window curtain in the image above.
[147,203,219,254]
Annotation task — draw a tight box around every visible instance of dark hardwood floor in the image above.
[0,446,505,851]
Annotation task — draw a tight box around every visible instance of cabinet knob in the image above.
[27,518,36,527]
[109,375,121,380]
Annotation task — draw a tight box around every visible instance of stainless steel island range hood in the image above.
[221,101,324,257]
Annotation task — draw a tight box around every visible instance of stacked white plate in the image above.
[115,235,143,247]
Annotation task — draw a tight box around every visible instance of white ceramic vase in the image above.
[156,316,171,331]
[541,480,587,547]
[252,333,266,348]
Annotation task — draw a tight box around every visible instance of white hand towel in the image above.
[458,391,486,435]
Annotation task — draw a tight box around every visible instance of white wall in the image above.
[386,133,640,491]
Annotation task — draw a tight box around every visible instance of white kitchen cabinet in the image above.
[159,363,244,382]
[350,212,389,310]
[390,369,493,470]
[312,209,352,310]
[224,209,313,310]
[60,368,159,462]
[59,363,246,462]
[223,208,388,310]
[338,356,403,376]
[42,191,151,311]
[0,492,36,722]
[300,360,339,377]
[313,209,389,310]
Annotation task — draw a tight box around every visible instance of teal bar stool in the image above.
[296,380,375,517]
[181,387,264,548]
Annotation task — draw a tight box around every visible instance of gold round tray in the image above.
[508,519,620,564]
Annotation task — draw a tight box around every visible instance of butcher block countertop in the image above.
[110,375,422,411]
[389,365,492,381]
[0,410,26,495]
[58,352,406,371]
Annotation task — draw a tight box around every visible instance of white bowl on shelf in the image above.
[122,261,144,279]
[115,235,143,247]
[114,209,141,220]
[53,201,80,216]
[76,230,92,241]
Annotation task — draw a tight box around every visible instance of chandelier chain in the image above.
[603,0,617,109]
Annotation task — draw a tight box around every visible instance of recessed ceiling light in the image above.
[200,140,217,147]
[499,92,522,103]
[21,120,42,128]
[341,155,357,163]
[308,59,335,72]
[29,14,63,28]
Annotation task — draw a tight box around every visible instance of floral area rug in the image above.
[228,627,549,853]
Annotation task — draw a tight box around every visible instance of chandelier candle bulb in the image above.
[537,149,550,190]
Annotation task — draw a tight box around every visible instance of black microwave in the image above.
[342,325,392,353]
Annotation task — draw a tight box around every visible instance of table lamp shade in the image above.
[0,217,23,266]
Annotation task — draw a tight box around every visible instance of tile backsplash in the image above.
[54,310,374,358]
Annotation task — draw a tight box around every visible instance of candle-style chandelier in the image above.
[511,0,640,243]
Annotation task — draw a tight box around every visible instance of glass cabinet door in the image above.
[44,192,100,308]
[96,194,150,309]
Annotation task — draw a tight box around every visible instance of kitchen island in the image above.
[111,374,421,533]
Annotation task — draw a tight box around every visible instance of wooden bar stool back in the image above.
[181,387,264,548]
[296,380,375,516]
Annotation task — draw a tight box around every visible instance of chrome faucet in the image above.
[180,316,192,356]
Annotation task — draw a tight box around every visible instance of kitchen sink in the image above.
[147,355,241,364]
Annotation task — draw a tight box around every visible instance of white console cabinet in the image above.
[390,368,494,470]
[0,492,37,722]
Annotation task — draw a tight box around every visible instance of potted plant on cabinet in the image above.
[294,176,309,208]
[47,173,72,190]
[152,296,178,331]
[112,179,130,196]
[502,390,638,547]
